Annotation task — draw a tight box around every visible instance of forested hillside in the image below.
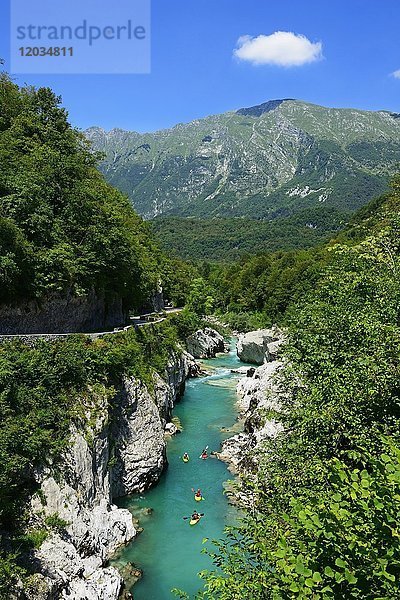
[0,73,160,312]
[151,206,344,262]
[196,178,400,599]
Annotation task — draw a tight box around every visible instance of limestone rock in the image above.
[218,346,287,490]
[111,378,166,496]
[111,349,194,496]
[21,573,61,600]
[30,401,136,599]
[236,361,283,414]
[186,327,225,358]
[266,338,285,361]
[237,327,285,365]
[165,422,178,435]
[217,433,252,474]
[61,567,123,600]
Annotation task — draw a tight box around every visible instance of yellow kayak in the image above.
[190,516,202,526]
[194,495,203,502]
[182,456,189,463]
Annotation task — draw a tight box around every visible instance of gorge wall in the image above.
[218,329,287,487]
[21,347,199,600]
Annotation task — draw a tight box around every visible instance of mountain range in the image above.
[86,99,400,259]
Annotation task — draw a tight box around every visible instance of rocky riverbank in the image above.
[217,328,287,497]
[19,330,223,600]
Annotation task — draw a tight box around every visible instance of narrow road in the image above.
[0,307,183,342]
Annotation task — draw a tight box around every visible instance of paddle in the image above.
[183,513,204,520]
[199,445,209,458]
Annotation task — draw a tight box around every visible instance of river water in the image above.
[114,339,250,599]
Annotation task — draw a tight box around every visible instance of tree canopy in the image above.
[0,73,161,309]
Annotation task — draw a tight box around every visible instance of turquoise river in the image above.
[114,339,252,599]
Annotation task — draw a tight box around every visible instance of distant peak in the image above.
[236,98,295,117]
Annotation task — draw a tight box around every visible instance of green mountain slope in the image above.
[151,206,346,262]
[86,99,400,221]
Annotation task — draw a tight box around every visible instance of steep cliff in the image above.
[23,349,198,600]
[0,289,126,335]
[111,350,196,496]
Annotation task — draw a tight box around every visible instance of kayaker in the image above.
[200,446,208,459]
[191,510,201,521]
[183,452,189,461]
[192,488,203,500]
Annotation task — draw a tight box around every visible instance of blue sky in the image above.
[1,0,399,131]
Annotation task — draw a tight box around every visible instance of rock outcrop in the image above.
[29,401,136,600]
[218,332,287,485]
[112,350,197,496]
[237,326,285,365]
[186,327,226,358]
[0,289,126,335]
[25,347,198,599]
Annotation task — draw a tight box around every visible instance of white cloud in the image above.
[233,31,322,67]
[392,69,400,79]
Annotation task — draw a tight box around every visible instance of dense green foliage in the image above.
[0,73,161,308]
[197,188,398,329]
[193,179,400,598]
[160,258,200,307]
[152,207,345,262]
[209,247,327,327]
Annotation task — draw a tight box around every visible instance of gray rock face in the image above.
[0,289,125,334]
[111,349,196,496]
[165,422,178,435]
[27,347,197,599]
[111,378,166,496]
[186,327,226,358]
[237,327,285,365]
[63,567,123,600]
[30,411,136,600]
